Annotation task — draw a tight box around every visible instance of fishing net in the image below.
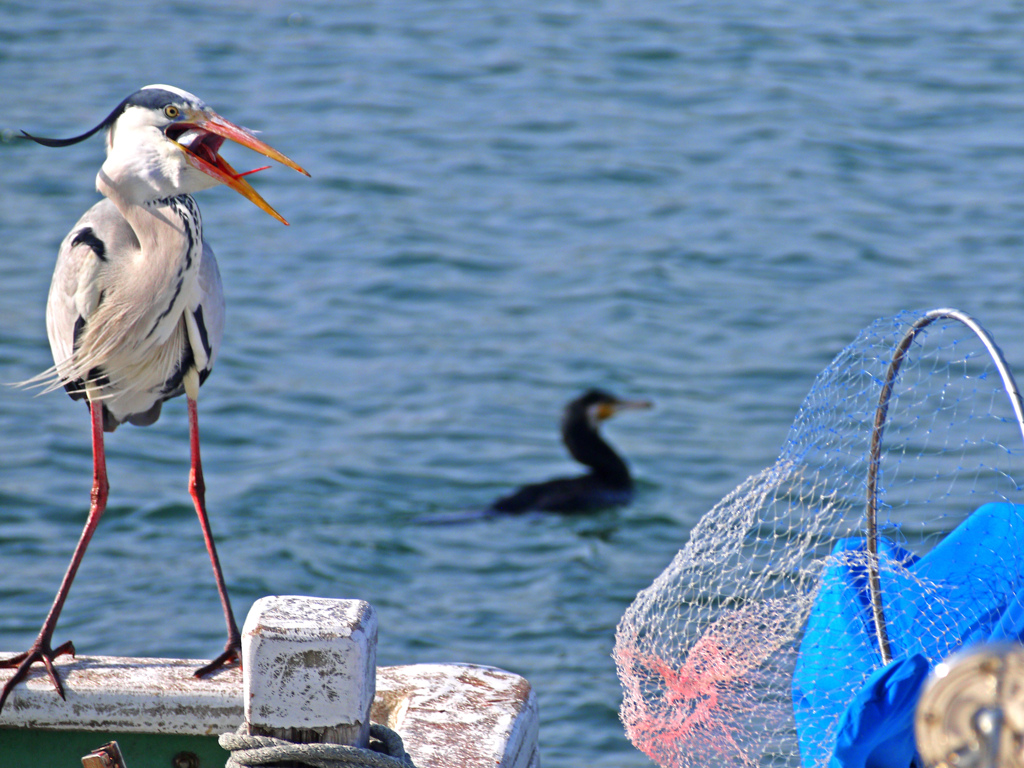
[615,308,1024,768]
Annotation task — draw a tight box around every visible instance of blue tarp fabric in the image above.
[792,503,1024,768]
[829,654,928,768]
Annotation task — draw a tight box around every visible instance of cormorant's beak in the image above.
[168,109,310,226]
[614,399,654,413]
[600,399,654,420]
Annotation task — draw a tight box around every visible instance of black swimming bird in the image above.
[489,389,652,513]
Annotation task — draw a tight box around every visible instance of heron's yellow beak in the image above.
[168,110,309,225]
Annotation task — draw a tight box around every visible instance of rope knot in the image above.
[218,723,415,768]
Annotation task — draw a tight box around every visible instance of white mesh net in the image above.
[615,309,1024,768]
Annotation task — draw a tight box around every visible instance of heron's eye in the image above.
[164,105,180,119]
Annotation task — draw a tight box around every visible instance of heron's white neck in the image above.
[98,171,195,257]
[95,168,205,351]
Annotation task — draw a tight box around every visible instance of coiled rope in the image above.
[219,723,416,768]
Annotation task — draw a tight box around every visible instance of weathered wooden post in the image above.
[242,595,378,748]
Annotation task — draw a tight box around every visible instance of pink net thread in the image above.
[617,599,801,767]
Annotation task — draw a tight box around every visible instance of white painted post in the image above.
[242,595,378,748]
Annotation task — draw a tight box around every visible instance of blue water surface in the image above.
[3,2,1024,766]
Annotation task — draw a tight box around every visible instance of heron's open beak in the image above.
[168,110,309,226]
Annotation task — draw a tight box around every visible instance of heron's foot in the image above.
[0,638,75,713]
[193,636,241,678]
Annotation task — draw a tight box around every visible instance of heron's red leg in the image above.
[185,395,241,678]
[0,400,109,712]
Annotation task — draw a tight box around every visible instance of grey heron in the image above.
[1,85,309,711]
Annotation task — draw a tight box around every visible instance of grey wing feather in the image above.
[45,199,136,391]
[190,240,225,375]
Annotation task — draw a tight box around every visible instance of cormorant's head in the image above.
[567,389,653,431]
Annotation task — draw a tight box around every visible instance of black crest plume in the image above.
[20,95,134,148]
